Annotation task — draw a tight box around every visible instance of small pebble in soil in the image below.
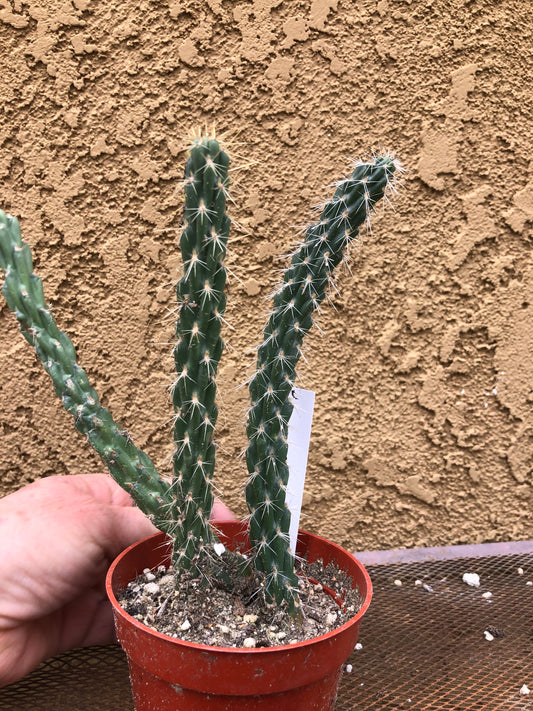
[517,568,524,575]
[213,543,226,556]
[143,582,160,595]
[484,630,494,642]
[393,579,402,587]
[519,684,530,696]
[355,643,363,650]
[482,591,493,599]
[345,664,353,673]
[414,580,422,586]
[462,573,480,587]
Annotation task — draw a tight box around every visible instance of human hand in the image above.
[0,473,235,686]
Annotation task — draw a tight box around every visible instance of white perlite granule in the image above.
[462,573,480,587]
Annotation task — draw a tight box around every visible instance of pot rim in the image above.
[106,525,372,655]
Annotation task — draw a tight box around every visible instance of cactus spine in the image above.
[245,155,399,609]
[170,136,231,572]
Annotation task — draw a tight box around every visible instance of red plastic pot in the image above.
[106,521,372,711]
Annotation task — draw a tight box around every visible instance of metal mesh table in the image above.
[2,543,532,710]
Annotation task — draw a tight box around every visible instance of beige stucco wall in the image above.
[0,0,531,553]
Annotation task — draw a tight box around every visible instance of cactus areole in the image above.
[0,134,399,614]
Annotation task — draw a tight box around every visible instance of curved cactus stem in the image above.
[0,211,173,533]
[245,154,400,610]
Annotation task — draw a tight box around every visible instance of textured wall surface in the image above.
[0,0,531,552]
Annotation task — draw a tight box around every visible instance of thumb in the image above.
[211,498,237,522]
[106,504,159,559]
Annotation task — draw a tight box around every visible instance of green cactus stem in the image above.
[245,154,400,610]
[1,140,400,614]
[169,136,231,571]
[0,210,173,533]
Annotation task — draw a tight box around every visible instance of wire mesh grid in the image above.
[337,550,533,710]
[0,644,132,711]
[1,550,531,710]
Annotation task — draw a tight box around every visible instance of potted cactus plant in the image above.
[0,132,400,710]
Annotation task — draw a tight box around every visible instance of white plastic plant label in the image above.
[286,388,315,554]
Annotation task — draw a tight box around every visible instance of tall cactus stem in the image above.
[0,211,173,533]
[169,136,231,572]
[245,154,400,610]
